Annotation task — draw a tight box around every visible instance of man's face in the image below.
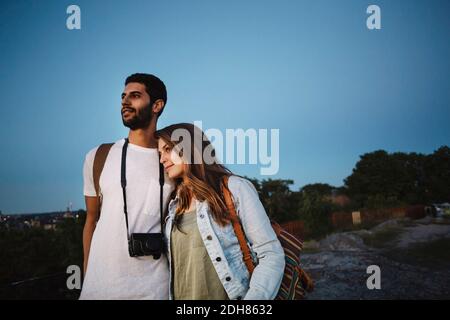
[121,82,152,129]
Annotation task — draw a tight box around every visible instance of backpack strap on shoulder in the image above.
[93,143,114,215]
[221,175,256,275]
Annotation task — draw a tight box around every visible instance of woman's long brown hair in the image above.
[155,123,233,227]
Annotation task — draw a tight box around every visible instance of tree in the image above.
[344,150,429,208]
[246,177,300,223]
[424,146,450,203]
[300,183,334,196]
[298,190,333,239]
[0,212,86,299]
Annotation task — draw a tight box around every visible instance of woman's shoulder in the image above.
[227,175,258,195]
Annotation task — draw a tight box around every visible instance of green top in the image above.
[171,209,229,300]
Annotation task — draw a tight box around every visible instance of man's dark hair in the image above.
[125,73,167,117]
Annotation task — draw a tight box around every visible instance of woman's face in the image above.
[158,139,186,179]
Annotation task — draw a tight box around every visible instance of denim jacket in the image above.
[164,175,285,300]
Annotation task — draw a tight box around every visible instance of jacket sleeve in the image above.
[230,177,285,300]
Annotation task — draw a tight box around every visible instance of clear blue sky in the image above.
[1,0,449,214]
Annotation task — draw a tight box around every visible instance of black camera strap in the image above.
[121,138,165,240]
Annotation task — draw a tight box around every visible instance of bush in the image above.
[298,191,333,239]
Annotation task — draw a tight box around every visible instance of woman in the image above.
[155,123,285,300]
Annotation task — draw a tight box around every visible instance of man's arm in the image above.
[83,196,100,275]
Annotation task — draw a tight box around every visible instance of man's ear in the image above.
[152,99,165,115]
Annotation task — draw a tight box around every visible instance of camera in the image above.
[128,233,165,259]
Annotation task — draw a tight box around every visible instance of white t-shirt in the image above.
[79,139,175,300]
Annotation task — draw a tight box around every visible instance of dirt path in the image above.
[301,217,450,299]
[397,222,450,248]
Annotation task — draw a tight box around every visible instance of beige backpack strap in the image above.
[93,143,114,216]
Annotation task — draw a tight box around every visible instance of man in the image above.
[80,73,175,299]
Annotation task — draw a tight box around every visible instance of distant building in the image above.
[43,224,56,231]
[63,205,74,219]
[31,219,41,228]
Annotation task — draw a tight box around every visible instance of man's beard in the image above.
[121,104,152,130]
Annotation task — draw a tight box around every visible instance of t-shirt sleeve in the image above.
[83,147,99,197]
